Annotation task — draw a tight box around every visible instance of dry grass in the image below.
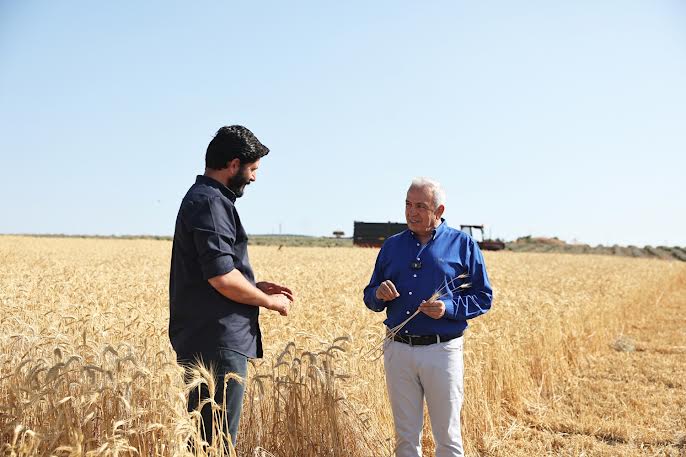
[0,236,684,456]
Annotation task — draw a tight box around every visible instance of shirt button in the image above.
[404,330,409,333]
[416,243,420,246]
[406,311,410,315]
[413,274,417,278]
[409,292,413,295]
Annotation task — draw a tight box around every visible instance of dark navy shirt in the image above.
[363,220,493,336]
[169,175,262,359]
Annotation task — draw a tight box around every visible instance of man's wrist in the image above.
[373,287,387,309]
[257,289,272,309]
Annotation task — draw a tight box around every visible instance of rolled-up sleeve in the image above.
[190,196,238,280]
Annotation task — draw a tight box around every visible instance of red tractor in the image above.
[460,224,505,251]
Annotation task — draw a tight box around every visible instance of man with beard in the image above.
[169,125,293,450]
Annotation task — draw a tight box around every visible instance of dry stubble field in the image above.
[1,236,685,456]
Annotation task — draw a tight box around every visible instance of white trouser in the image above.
[384,336,464,457]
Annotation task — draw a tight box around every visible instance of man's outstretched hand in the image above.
[258,281,294,316]
[257,281,294,301]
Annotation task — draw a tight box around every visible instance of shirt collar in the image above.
[435,218,447,236]
[196,175,237,203]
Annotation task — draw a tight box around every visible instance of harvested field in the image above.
[1,236,684,456]
[508,237,686,262]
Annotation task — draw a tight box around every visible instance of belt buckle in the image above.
[407,335,440,346]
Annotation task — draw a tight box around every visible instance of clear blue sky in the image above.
[1,1,685,247]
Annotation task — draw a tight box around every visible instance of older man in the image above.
[363,177,493,457]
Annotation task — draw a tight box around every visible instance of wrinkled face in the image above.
[228,159,260,198]
[405,186,442,235]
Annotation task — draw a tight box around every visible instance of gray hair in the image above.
[409,177,446,208]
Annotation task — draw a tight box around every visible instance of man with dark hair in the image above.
[169,125,293,449]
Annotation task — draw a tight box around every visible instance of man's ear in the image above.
[435,204,445,219]
[226,158,241,175]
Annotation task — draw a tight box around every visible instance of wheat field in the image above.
[1,236,684,456]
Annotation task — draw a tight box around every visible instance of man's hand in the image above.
[265,293,290,316]
[257,281,294,301]
[376,280,400,302]
[208,272,293,315]
[257,281,293,316]
[419,299,445,319]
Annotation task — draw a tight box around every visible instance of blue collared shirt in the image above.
[363,220,493,336]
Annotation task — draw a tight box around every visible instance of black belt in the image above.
[392,332,463,346]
